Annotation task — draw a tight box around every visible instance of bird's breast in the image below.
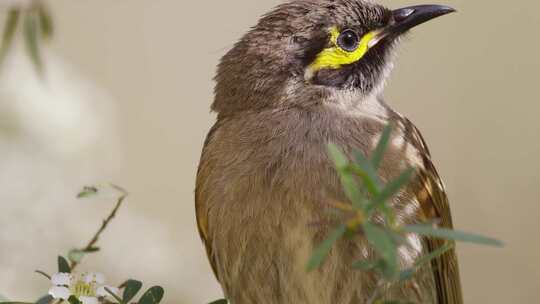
[197,105,432,303]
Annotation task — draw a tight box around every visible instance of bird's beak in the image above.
[368,4,456,48]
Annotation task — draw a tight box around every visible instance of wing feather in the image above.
[408,120,464,304]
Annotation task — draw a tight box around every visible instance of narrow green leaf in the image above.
[415,242,454,268]
[363,223,398,279]
[35,295,53,304]
[376,258,400,281]
[369,168,414,213]
[0,8,20,61]
[351,259,379,271]
[327,143,348,169]
[352,151,380,195]
[23,12,42,73]
[138,286,164,304]
[404,225,504,247]
[208,300,228,304]
[328,144,364,209]
[77,186,99,199]
[399,269,415,282]
[371,124,393,169]
[67,249,84,264]
[122,279,143,303]
[57,256,70,273]
[35,270,51,280]
[399,241,455,282]
[306,225,348,272]
[387,230,407,245]
[37,4,53,40]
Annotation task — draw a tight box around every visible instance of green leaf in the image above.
[377,259,399,281]
[351,259,380,271]
[363,223,398,279]
[138,286,164,304]
[403,225,504,247]
[67,296,81,304]
[327,143,348,169]
[35,270,51,280]
[328,144,364,209]
[0,8,20,62]
[414,242,454,268]
[340,171,364,209]
[35,295,53,304]
[122,279,143,303]
[57,256,71,273]
[37,4,53,40]
[398,269,415,282]
[23,12,42,73]
[104,287,124,304]
[208,300,228,304]
[0,302,33,304]
[306,225,348,272]
[371,124,393,169]
[351,151,380,195]
[77,186,99,199]
[67,247,100,264]
[369,168,414,213]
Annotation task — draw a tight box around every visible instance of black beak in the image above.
[388,5,456,35]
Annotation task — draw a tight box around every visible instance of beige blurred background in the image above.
[0,0,538,303]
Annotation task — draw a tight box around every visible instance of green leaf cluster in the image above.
[103,280,164,304]
[305,124,503,302]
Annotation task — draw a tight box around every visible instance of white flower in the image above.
[48,272,120,304]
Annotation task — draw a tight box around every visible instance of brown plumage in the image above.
[196,0,461,303]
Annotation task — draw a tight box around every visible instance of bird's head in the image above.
[213,0,455,115]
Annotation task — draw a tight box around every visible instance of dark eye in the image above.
[337,29,359,52]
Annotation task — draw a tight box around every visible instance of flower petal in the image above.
[97,285,119,297]
[48,286,71,300]
[51,273,72,286]
[79,296,99,304]
[84,273,105,284]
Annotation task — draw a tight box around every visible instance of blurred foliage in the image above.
[0,0,53,73]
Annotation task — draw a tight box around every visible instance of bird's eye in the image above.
[337,29,359,52]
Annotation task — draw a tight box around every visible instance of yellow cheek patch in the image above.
[308,26,379,74]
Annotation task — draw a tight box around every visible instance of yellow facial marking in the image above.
[308,26,379,74]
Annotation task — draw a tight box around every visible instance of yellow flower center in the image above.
[71,280,96,298]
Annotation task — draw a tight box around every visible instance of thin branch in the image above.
[69,184,129,271]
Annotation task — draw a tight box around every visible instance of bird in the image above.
[195,0,461,303]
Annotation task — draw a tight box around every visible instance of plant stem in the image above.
[69,184,129,271]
